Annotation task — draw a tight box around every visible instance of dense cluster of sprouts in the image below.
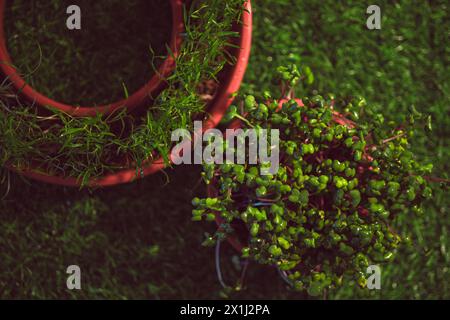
[193,89,432,295]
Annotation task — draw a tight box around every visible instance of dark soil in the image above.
[5,0,172,106]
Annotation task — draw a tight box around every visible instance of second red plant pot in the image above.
[7,0,253,187]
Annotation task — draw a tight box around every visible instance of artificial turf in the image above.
[0,0,448,299]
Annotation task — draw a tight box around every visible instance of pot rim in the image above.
[0,0,184,117]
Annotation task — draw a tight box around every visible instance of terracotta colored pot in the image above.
[0,0,184,117]
[8,0,253,187]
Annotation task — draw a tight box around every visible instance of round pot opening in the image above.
[0,0,184,116]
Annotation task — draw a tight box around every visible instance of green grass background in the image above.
[0,0,448,299]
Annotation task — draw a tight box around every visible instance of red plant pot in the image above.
[8,0,253,187]
[0,0,184,117]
